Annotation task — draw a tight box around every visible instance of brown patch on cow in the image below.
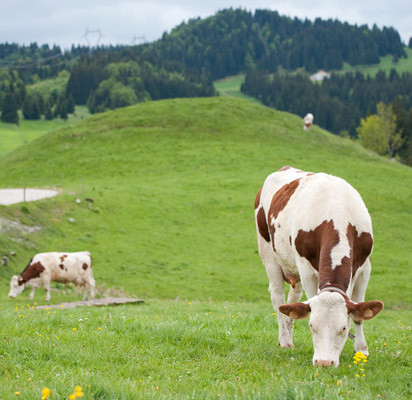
[59,264,64,270]
[255,187,262,210]
[278,166,294,172]
[268,179,301,221]
[82,263,88,270]
[283,272,300,289]
[267,179,301,251]
[20,261,46,283]
[289,236,292,246]
[294,220,352,292]
[60,254,68,262]
[346,224,373,276]
[257,207,270,243]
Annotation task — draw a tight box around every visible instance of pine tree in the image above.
[1,92,19,124]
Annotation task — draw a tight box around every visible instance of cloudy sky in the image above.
[1,0,411,50]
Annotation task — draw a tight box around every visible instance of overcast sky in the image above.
[1,0,411,50]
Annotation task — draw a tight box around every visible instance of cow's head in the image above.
[279,292,383,367]
[9,275,25,298]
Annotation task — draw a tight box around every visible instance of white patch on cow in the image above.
[308,292,349,367]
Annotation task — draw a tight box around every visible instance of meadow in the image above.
[0,97,411,399]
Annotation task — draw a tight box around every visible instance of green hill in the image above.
[0,97,410,306]
[0,97,411,399]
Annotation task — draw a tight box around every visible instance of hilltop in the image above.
[0,97,410,307]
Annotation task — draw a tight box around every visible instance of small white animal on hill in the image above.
[9,251,95,301]
[303,113,314,131]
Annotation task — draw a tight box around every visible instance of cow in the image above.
[255,166,383,367]
[303,113,314,131]
[9,251,95,301]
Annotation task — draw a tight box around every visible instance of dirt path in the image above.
[35,297,144,309]
[0,188,58,205]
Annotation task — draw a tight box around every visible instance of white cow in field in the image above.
[255,166,383,367]
[303,113,314,131]
[9,251,95,301]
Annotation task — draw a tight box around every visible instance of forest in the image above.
[1,8,412,163]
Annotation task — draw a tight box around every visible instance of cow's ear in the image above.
[347,300,384,321]
[279,303,311,320]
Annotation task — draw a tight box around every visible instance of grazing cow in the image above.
[255,166,383,367]
[303,113,314,131]
[9,251,95,301]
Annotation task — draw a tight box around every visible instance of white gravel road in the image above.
[0,188,58,205]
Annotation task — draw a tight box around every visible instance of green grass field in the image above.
[214,75,262,104]
[0,106,90,157]
[340,47,412,76]
[0,97,411,399]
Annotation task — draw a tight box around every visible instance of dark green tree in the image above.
[1,92,19,124]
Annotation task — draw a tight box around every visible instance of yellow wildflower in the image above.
[75,386,84,396]
[14,392,20,396]
[68,395,76,400]
[73,328,77,332]
[41,387,51,399]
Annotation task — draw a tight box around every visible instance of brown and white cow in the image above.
[255,166,383,367]
[9,251,95,301]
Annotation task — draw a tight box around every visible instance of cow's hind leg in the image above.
[43,277,51,301]
[285,282,303,339]
[89,277,96,300]
[351,260,371,355]
[28,286,36,301]
[258,238,294,348]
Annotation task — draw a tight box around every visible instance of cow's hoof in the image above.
[279,341,294,348]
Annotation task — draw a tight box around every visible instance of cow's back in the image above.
[257,167,372,277]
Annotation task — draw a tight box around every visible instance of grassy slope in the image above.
[340,47,412,76]
[0,97,411,399]
[214,75,261,104]
[0,97,410,305]
[0,106,90,157]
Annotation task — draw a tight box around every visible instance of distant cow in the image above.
[9,252,95,301]
[255,166,383,367]
[303,113,314,131]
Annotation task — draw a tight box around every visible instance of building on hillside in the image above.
[310,70,331,81]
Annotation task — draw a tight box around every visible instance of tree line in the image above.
[241,69,412,164]
[0,69,76,124]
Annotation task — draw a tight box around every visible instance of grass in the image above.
[27,70,70,98]
[0,97,411,398]
[340,47,412,76]
[214,75,262,104]
[0,106,90,157]
[1,299,411,399]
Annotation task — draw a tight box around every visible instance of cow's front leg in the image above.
[28,286,36,301]
[351,260,371,355]
[353,320,369,355]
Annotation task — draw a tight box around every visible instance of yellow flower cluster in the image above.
[68,386,84,399]
[353,351,367,377]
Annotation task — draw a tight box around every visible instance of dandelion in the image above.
[69,395,76,400]
[14,392,20,395]
[73,328,77,332]
[19,315,24,318]
[155,387,159,391]
[98,328,102,331]
[355,374,360,378]
[41,387,51,399]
